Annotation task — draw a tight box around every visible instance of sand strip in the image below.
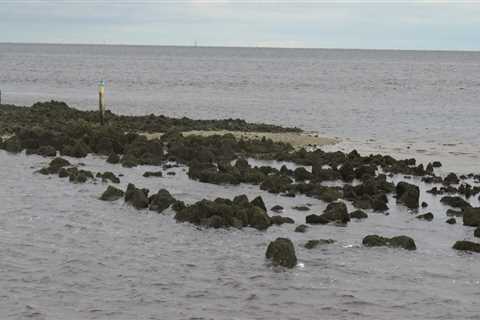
[143,130,338,148]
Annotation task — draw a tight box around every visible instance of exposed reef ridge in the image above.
[2,100,480,269]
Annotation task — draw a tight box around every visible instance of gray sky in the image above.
[1,0,480,50]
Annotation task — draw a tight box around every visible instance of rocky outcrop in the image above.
[174,195,272,230]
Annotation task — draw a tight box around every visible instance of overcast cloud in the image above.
[1,0,480,50]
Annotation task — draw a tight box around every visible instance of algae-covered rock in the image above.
[149,189,176,213]
[304,239,335,249]
[265,238,297,268]
[452,240,480,253]
[396,182,419,209]
[350,210,368,219]
[463,207,480,226]
[416,212,434,221]
[362,234,416,250]
[100,186,124,201]
[125,183,149,209]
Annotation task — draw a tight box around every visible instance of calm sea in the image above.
[0,43,479,319]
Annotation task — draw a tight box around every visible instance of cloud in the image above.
[0,0,480,49]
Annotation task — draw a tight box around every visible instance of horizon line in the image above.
[1,41,480,53]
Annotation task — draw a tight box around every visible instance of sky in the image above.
[1,0,480,50]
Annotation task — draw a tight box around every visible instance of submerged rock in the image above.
[265,238,297,268]
[452,240,480,253]
[97,171,120,183]
[271,205,284,213]
[416,212,434,221]
[304,239,335,249]
[440,196,471,209]
[292,205,310,211]
[294,224,308,233]
[143,170,163,178]
[446,218,457,224]
[350,210,368,219]
[100,186,124,201]
[362,235,416,250]
[270,215,295,225]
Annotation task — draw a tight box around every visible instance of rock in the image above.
[167,171,176,176]
[292,205,310,211]
[421,201,428,208]
[294,224,308,233]
[304,239,335,249]
[143,171,163,178]
[416,212,434,221]
[350,210,368,219]
[440,196,471,209]
[271,205,284,213]
[396,182,419,209]
[260,175,292,193]
[174,197,272,230]
[294,167,311,181]
[474,228,480,238]
[306,214,329,225]
[62,140,90,158]
[320,202,349,223]
[27,145,56,157]
[106,153,120,164]
[446,218,456,224]
[270,215,295,225]
[97,171,120,183]
[124,183,149,209]
[362,235,416,250]
[265,238,297,268]
[432,161,442,168]
[49,157,70,169]
[251,196,267,211]
[444,172,460,185]
[463,207,480,226]
[100,186,124,201]
[452,240,480,253]
[446,209,463,217]
[149,189,176,213]
[121,154,139,168]
[3,136,22,153]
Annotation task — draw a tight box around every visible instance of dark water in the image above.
[1,44,480,319]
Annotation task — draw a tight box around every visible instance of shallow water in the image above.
[0,151,479,319]
[1,44,480,319]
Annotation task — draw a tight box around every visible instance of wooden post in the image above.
[99,80,105,125]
